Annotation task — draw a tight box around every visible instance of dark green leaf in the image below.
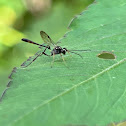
[1,0,126,126]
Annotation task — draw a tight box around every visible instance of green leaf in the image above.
[1,0,126,126]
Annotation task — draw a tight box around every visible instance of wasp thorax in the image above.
[51,46,63,55]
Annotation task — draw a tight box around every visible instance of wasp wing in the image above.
[40,31,55,46]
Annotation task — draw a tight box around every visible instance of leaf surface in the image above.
[1,0,126,126]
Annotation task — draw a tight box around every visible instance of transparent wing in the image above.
[40,31,55,46]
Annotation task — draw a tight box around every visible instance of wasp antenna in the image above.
[70,49,91,52]
[70,51,83,59]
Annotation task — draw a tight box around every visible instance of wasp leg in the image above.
[41,46,52,56]
[42,52,50,56]
[60,54,68,67]
[69,51,83,59]
[32,47,48,62]
[21,47,48,67]
[51,52,55,68]
[38,47,50,56]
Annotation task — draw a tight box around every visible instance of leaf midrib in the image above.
[10,58,126,126]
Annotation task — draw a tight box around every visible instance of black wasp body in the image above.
[51,46,67,56]
[22,31,89,66]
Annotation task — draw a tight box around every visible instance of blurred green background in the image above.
[0,0,94,93]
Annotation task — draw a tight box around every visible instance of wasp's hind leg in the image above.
[40,46,51,56]
[51,52,55,68]
[42,52,50,56]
